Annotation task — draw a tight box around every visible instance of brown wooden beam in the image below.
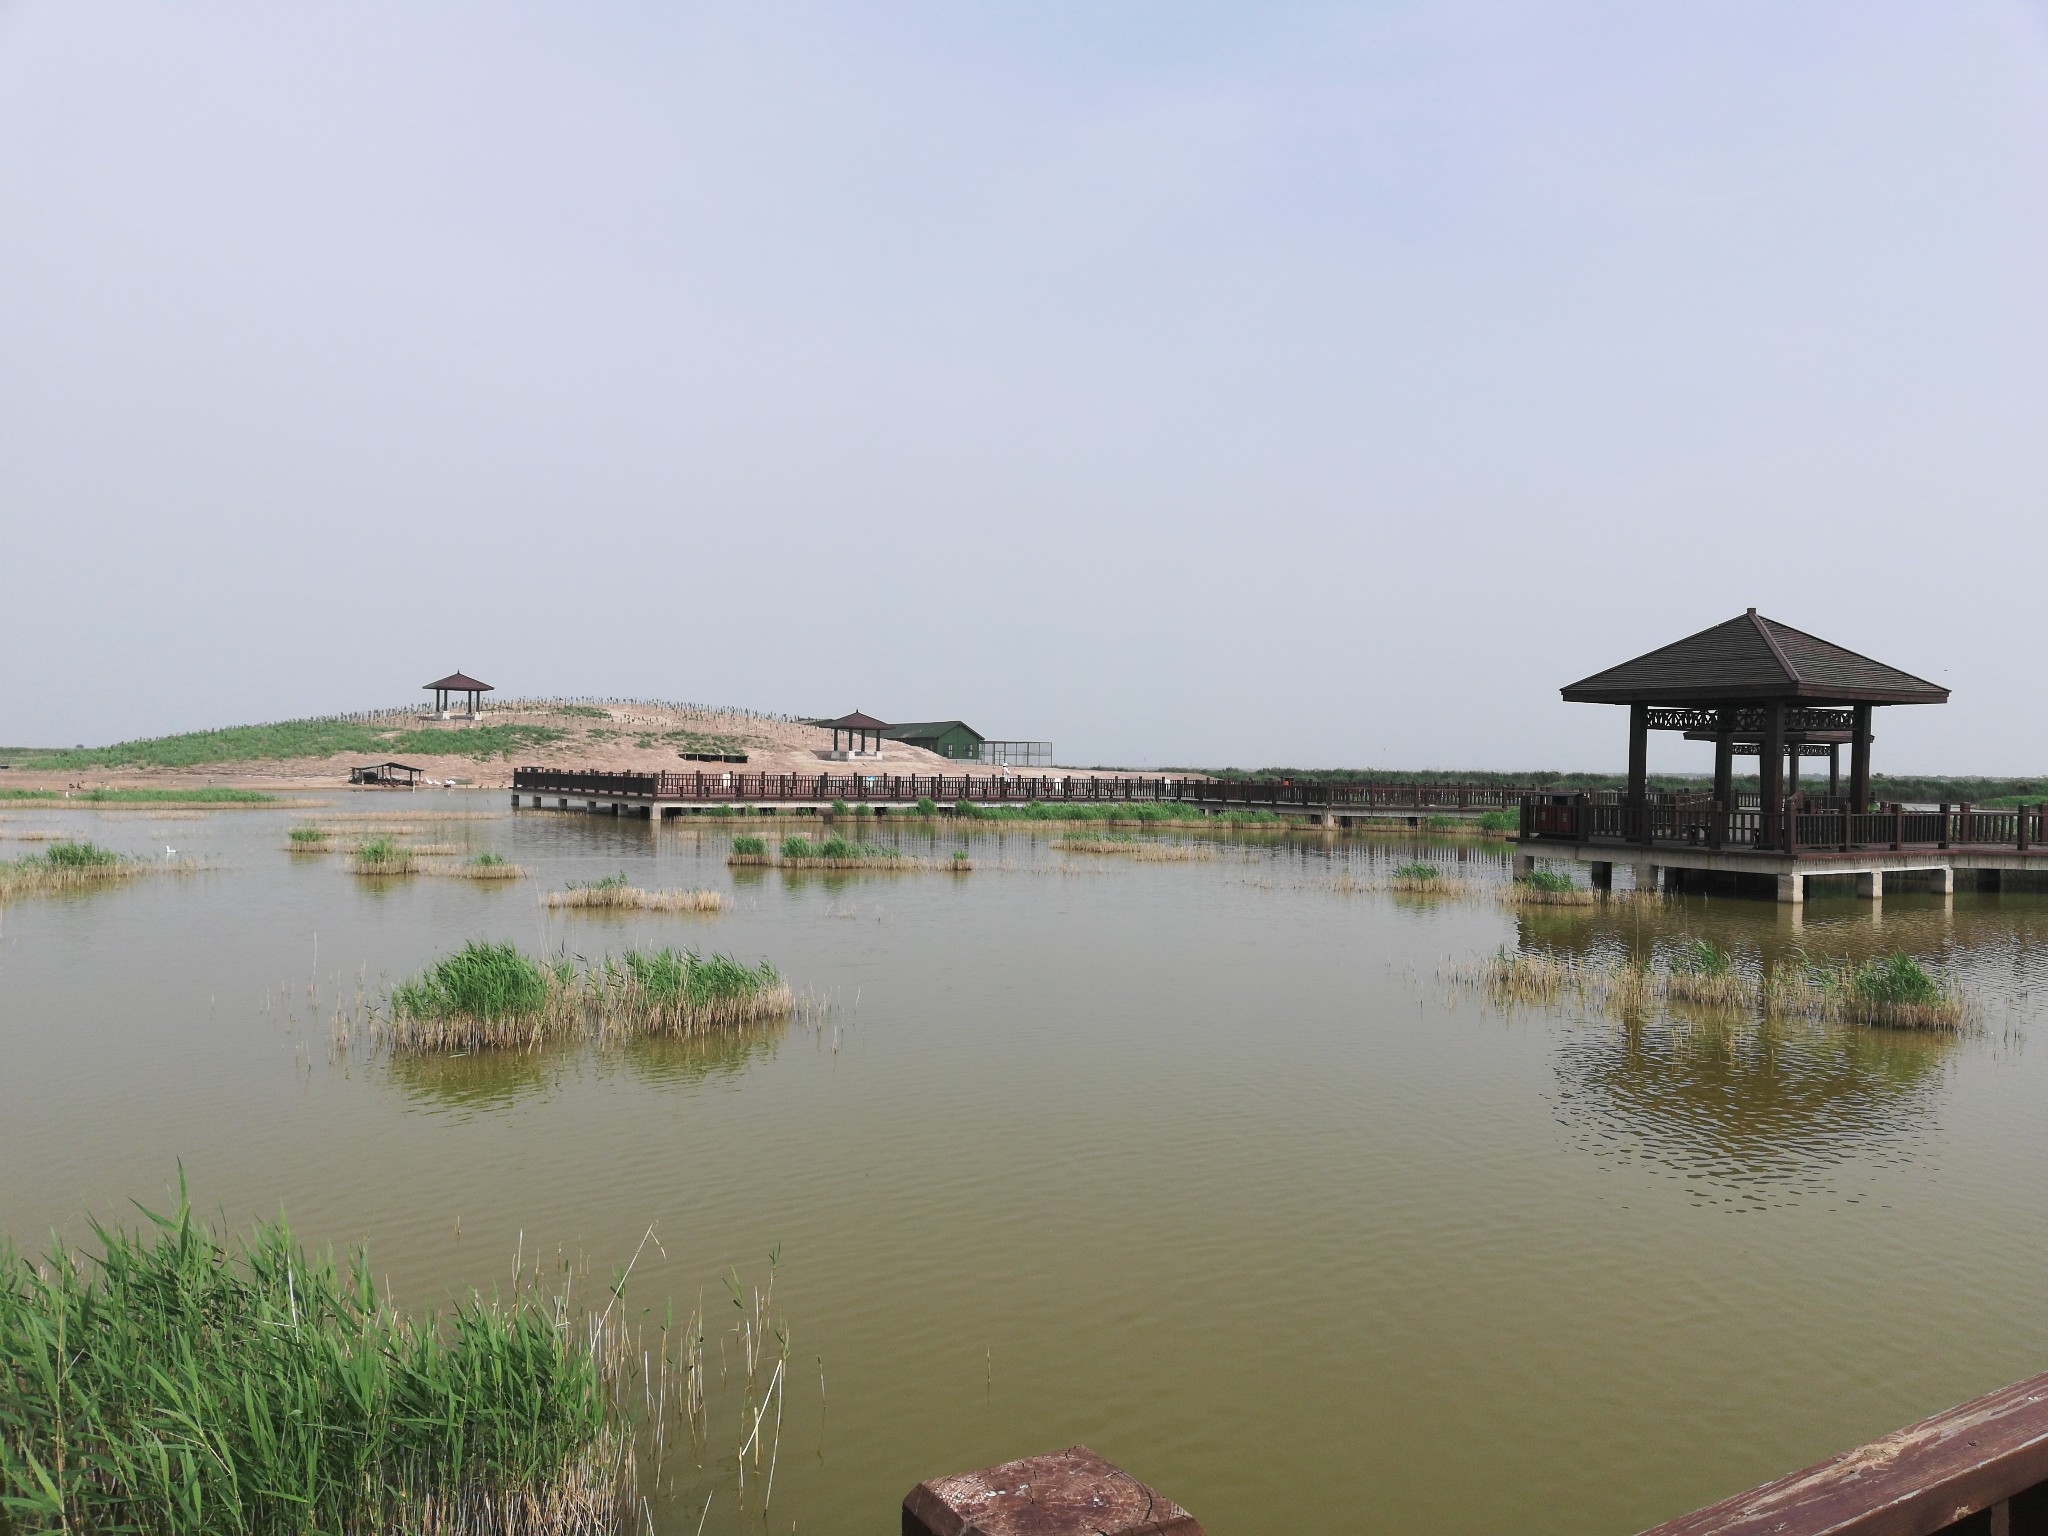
[1761,700,1785,845]
[1850,703,1873,813]
[1628,703,1649,807]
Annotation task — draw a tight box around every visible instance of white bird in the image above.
[164,846,175,859]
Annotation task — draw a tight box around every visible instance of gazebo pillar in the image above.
[1787,749,1801,796]
[1712,709,1734,811]
[1829,744,1840,799]
[1627,703,1648,806]
[1850,704,1873,813]
[1760,701,1786,845]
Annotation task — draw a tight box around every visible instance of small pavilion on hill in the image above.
[821,710,890,757]
[1560,609,1948,833]
[424,672,493,720]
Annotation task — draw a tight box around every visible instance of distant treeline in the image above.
[1170,767,2048,805]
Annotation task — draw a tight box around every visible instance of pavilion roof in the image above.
[821,710,892,730]
[423,672,493,692]
[1560,610,1949,706]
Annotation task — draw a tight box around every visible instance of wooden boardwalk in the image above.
[509,766,1534,822]
[1515,792,2048,901]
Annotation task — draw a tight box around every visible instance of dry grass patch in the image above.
[547,875,722,911]
[1053,834,1214,861]
[439,852,523,880]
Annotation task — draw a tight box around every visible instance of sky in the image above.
[2,2,2045,772]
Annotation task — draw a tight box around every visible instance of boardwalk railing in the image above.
[1521,794,2048,854]
[1637,1367,2048,1536]
[512,767,1545,811]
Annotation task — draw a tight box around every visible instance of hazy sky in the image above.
[4,3,2045,771]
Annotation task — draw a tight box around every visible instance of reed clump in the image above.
[0,841,161,898]
[1465,943,1970,1032]
[1052,834,1214,861]
[443,851,524,880]
[348,835,418,875]
[0,1184,642,1535]
[1501,869,1598,906]
[1389,860,1467,894]
[726,834,772,866]
[546,874,722,911]
[383,940,792,1051]
[287,824,333,849]
[775,835,926,869]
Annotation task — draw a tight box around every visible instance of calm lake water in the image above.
[5,797,2048,1533]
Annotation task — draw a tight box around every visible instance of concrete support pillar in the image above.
[1589,861,1613,889]
[1856,870,1882,899]
[1514,854,1537,878]
[557,797,568,810]
[1777,872,1805,904]
[1639,864,1662,892]
[1928,866,1954,895]
[1317,811,1336,829]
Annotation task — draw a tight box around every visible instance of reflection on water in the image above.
[1553,1016,1954,1204]
[13,803,2048,1535]
[384,1020,790,1112]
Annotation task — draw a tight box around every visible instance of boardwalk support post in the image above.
[1857,870,1882,900]
[903,1446,1204,1536]
[1777,872,1804,904]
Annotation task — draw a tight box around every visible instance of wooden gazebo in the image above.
[821,710,890,756]
[1559,609,1947,844]
[424,671,493,719]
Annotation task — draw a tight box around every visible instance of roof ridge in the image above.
[1749,609,1800,686]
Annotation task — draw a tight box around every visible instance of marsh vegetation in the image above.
[1471,943,1971,1031]
[546,874,721,911]
[381,941,793,1051]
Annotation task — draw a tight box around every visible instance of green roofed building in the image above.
[881,720,986,761]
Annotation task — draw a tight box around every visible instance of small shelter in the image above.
[424,672,493,719]
[881,720,985,761]
[819,710,891,755]
[1561,609,1947,834]
[350,761,424,788]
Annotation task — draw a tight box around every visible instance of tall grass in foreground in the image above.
[1467,945,1970,1031]
[0,1186,636,1535]
[383,941,792,1051]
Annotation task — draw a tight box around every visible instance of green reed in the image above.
[0,1181,630,1536]
[383,944,792,1051]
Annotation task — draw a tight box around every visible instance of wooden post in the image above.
[1628,703,1649,844]
[1828,743,1840,800]
[1760,701,1786,849]
[1712,714,1733,815]
[904,1447,1203,1536]
[1850,702,1873,813]
[1938,804,1951,850]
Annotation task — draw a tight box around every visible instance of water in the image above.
[4,798,2048,1533]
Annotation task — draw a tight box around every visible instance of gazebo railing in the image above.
[1523,796,2048,854]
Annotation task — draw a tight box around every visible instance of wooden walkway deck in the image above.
[1515,793,2048,901]
[509,767,1535,821]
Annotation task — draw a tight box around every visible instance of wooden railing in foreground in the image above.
[512,767,1547,811]
[1636,1368,2048,1536]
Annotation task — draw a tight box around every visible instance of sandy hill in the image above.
[4,702,966,791]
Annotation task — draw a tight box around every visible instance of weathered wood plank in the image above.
[1638,1372,2048,1536]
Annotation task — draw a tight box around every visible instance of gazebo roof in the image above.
[1561,610,1948,706]
[423,672,493,693]
[822,710,891,730]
